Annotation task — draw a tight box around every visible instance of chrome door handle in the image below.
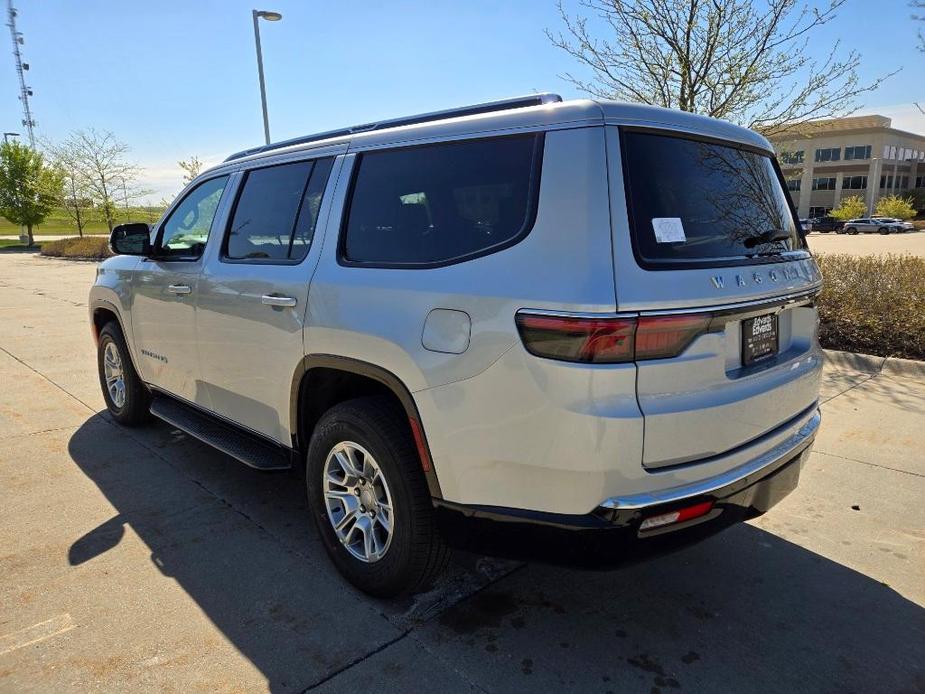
[167,284,192,295]
[261,294,297,308]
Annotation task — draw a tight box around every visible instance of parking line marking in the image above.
[0,614,75,656]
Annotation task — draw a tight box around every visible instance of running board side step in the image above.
[149,393,292,471]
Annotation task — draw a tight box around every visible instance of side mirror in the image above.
[109,223,152,256]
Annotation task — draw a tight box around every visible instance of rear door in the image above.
[606,127,823,468]
[195,152,341,444]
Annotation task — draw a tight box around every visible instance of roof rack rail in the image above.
[224,92,563,162]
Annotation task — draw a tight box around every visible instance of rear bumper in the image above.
[434,409,819,567]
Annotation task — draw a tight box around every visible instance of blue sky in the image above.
[2,0,922,201]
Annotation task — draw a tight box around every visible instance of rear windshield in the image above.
[621,130,805,268]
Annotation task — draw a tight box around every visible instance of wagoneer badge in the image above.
[710,265,803,289]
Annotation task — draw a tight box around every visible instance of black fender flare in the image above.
[290,354,443,499]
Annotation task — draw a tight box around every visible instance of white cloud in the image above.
[135,155,225,205]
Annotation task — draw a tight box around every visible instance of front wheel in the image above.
[878,227,890,235]
[846,226,858,235]
[306,397,450,597]
[97,321,151,425]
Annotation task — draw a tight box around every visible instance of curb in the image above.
[823,349,925,383]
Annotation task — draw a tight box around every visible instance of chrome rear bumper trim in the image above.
[599,408,821,510]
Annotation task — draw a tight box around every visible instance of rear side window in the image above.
[621,130,805,269]
[225,158,334,261]
[342,134,543,266]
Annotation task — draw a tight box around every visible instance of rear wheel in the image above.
[306,397,449,597]
[97,321,151,425]
[846,226,858,235]
[879,226,890,235]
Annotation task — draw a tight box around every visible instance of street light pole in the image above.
[252,9,282,145]
[3,131,19,144]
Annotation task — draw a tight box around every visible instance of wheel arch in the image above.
[291,355,443,499]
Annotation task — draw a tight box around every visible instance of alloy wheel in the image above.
[322,441,395,563]
[103,341,126,408]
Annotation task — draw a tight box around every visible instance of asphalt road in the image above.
[806,229,925,257]
[1,253,923,693]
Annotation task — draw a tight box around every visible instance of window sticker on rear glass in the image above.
[652,217,686,244]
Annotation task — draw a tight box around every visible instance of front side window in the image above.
[621,130,804,268]
[158,176,229,259]
[342,134,542,266]
[224,158,334,261]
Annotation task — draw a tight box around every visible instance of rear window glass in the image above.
[342,134,542,266]
[621,130,805,268]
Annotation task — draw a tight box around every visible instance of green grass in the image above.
[0,206,165,236]
[0,238,44,252]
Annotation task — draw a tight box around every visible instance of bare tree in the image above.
[914,1,924,52]
[42,138,91,237]
[547,0,896,136]
[65,129,143,232]
[178,156,203,184]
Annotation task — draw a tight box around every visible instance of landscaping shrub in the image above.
[40,236,112,260]
[815,253,925,360]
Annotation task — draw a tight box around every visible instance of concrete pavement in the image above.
[806,229,925,257]
[1,252,923,692]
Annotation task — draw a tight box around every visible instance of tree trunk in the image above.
[75,206,84,238]
[26,223,34,248]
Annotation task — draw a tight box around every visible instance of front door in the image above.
[131,174,231,405]
[195,154,341,444]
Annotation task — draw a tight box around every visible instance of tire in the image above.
[97,321,151,425]
[846,226,858,235]
[306,397,450,597]
[879,226,890,235]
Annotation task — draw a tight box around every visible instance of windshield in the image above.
[621,130,805,268]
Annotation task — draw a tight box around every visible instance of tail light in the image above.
[515,311,711,363]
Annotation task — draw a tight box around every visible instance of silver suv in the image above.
[840,218,901,234]
[90,95,823,596]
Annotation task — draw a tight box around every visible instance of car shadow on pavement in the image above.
[67,415,925,693]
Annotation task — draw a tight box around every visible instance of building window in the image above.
[814,147,841,162]
[812,177,837,190]
[898,175,909,190]
[841,175,867,190]
[786,179,801,191]
[844,145,871,160]
[808,206,832,218]
[780,150,804,165]
[916,176,924,189]
[880,175,893,189]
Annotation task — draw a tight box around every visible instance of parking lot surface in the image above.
[806,229,925,257]
[1,253,923,693]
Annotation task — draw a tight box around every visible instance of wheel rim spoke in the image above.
[322,441,395,564]
[102,342,126,408]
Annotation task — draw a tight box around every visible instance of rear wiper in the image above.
[743,229,792,248]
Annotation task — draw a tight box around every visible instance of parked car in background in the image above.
[799,219,812,232]
[870,217,915,232]
[839,218,902,234]
[809,216,843,233]
[89,95,823,597]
